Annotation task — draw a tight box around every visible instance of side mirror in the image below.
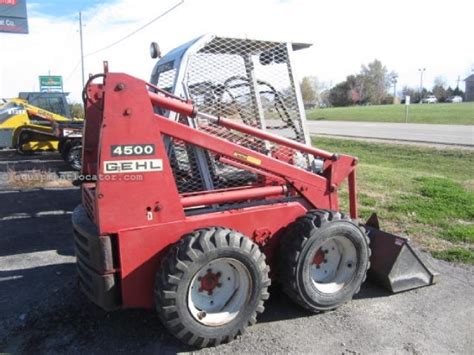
[150,42,162,59]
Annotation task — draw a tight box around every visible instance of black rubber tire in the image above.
[155,227,271,348]
[60,140,72,160]
[278,209,370,312]
[66,140,82,171]
[16,131,35,155]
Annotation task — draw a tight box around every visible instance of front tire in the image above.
[279,210,370,312]
[67,142,82,171]
[155,227,270,348]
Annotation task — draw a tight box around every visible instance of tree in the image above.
[328,80,352,107]
[432,76,447,102]
[327,60,395,106]
[452,86,465,98]
[69,103,84,119]
[300,76,316,108]
[359,60,392,105]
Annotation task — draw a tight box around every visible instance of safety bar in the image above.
[181,185,287,208]
[148,90,336,161]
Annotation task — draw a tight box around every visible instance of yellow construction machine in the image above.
[0,92,83,170]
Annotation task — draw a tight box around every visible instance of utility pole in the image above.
[418,68,426,103]
[391,73,398,103]
[79,11,85,89]
[456,75,461,89]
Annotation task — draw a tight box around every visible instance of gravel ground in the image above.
[0,152,473,354]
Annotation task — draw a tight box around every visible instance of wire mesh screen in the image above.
[157,36,314,196]
[186,37,306,144]
[156,68,177,92]
[163,133,261,195]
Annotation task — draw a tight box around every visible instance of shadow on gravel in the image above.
[0,188,80,256]
[0,150,71,173]
[258,282,391,325]
[2,281,393,353]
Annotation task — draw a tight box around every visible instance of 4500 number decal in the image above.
[111,144,155,157]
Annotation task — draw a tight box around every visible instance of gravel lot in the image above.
[0,152,473,353]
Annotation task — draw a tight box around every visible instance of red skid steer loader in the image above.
[72,36,436,347]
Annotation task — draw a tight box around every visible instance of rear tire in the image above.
[66,141,82,171]
[155,227,270,348]
[279,210,370,312]
[16,131,35,155]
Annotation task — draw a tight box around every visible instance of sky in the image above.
[0,0,473,102]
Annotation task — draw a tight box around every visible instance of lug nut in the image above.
[197,311,206,320]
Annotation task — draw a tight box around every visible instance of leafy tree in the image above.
[359,60,392,105]
[327,60,395,106]
[445,86,454,99]
[452,86,465,98]
[300,76,317,108]
[432,76,447,102]
[69,103,84,119]
[328,80,352,107]
[432,85,447,102]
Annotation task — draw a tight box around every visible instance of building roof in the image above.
[464,74,474,82]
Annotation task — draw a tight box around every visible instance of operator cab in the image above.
[150,34,311,144]
[150,35,316,195]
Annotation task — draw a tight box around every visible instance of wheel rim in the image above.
[68,147,82,170]
[309,236,357,294]
[188,258,252,326]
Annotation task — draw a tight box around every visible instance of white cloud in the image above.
[0,0,473,102]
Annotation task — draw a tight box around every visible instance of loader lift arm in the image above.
[147,89,359,217]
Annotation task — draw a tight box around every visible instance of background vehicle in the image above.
[446,95,463,103]
[0,92,83,170]
[422,95,438,104]
[73,36,436,348]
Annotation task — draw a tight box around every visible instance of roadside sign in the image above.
[0,0,28,34]
[405,96,410,105]
[39,76,63,92]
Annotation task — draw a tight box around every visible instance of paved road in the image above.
[306,121,474,146]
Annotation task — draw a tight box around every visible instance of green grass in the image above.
[306,102,474,125]
[312,136,474,264]
[432,248,474,264]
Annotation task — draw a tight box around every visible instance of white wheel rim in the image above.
[309,236,357,294]
[187,258,252,326]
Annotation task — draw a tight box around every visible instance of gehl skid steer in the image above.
[72,35,436,347]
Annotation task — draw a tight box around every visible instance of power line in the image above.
[84,0,184,58]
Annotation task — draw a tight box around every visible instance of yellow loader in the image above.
[0,92,83,170]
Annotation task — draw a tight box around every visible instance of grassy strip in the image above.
[312,137,474,264]
[306,102,474,125]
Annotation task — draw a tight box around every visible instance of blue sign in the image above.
[0,0,28,34]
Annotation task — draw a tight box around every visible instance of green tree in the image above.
[69,103,84,119]
[328,80,352,107]
[359,60,392,105]
[300,76,317,108]
[432,76,447,102]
